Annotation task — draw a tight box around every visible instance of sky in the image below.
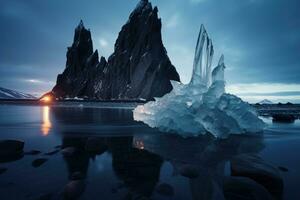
[0,0,299,103]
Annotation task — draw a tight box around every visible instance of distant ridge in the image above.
[258,99,274,104]
[0,87,36,99]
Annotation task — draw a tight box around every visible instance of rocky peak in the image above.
[51,1,180,100]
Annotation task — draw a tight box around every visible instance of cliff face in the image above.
[52,0,180,100]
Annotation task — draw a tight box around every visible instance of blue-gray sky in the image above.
[0,0,299,102]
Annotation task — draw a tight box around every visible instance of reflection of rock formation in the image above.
[61,137,90,180]
[57,130,283,199]
[50,106,146,135]
[134,134,283,200]
[52,107,134,125]
[59,135,163,199]
[109,137,163,199]
[61,136,108,200]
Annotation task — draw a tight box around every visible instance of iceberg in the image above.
[133,25,265,138]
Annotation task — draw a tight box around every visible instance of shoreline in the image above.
[0,99,300,118]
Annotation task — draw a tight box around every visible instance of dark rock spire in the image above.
[51,0,180,100]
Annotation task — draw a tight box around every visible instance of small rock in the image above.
[278,166,288,172]
[224,176,273,200]
[54,145,62,149]
[63,180,85,200]
[0,167,7,175]
[44,149,60,156]
[61,147,77,157]
[32,158,48,168]
[70,171,85,180]
[231,154,283,199]
[156,183,174,196]
[24,150,41,155]
[179,165,199,178]
[0,140,24,156]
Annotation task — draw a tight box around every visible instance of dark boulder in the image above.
[24,150,41,155]
[231,154,283,199]
[224,176,273,200]
[32,158,48,168]
[0,140,24,156]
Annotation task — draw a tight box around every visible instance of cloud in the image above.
[226,83,300,94]
[226,83,300,103]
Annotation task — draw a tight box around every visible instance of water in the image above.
[0,104,299,200]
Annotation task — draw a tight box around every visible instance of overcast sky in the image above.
[0,0,299,102]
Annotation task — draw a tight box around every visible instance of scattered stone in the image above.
[61,147,77,157]
[231,154,283,199]
[54,145,62,149]
[32,158,48,168]
[278,166,288,172]
[70,171,85,180]
[224,176,273,200]
[179,165,199,178]
[24,150,41,155]
[44,149,60,156]
[0,140,24,156]
[63,180,85,200]
[156,183,174,196]
[0,167,7,175]
[85,137,107,154]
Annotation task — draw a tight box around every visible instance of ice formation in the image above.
[133,25,265,138]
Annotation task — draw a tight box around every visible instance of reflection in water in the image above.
[134,139,145,150]
[31,107,283,199]
[41,106,52,135]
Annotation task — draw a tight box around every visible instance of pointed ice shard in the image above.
[212,55,225,83]
[190,24,214,87]
[207,55,226,98]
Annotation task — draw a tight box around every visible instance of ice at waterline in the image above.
[133,25,265,138]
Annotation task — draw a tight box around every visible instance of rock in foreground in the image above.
[224,176,273,200]
[0,140,24,156]
[231,154,283,199]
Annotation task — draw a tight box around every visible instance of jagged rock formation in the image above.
[51,0,180,100]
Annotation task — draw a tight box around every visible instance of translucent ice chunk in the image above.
[133,25,265,138]
[190,25,214,87]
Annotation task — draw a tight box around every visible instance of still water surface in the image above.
[0,104,299,200]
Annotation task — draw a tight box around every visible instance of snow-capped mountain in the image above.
[258,99,274,104]
[0,87,36,99]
